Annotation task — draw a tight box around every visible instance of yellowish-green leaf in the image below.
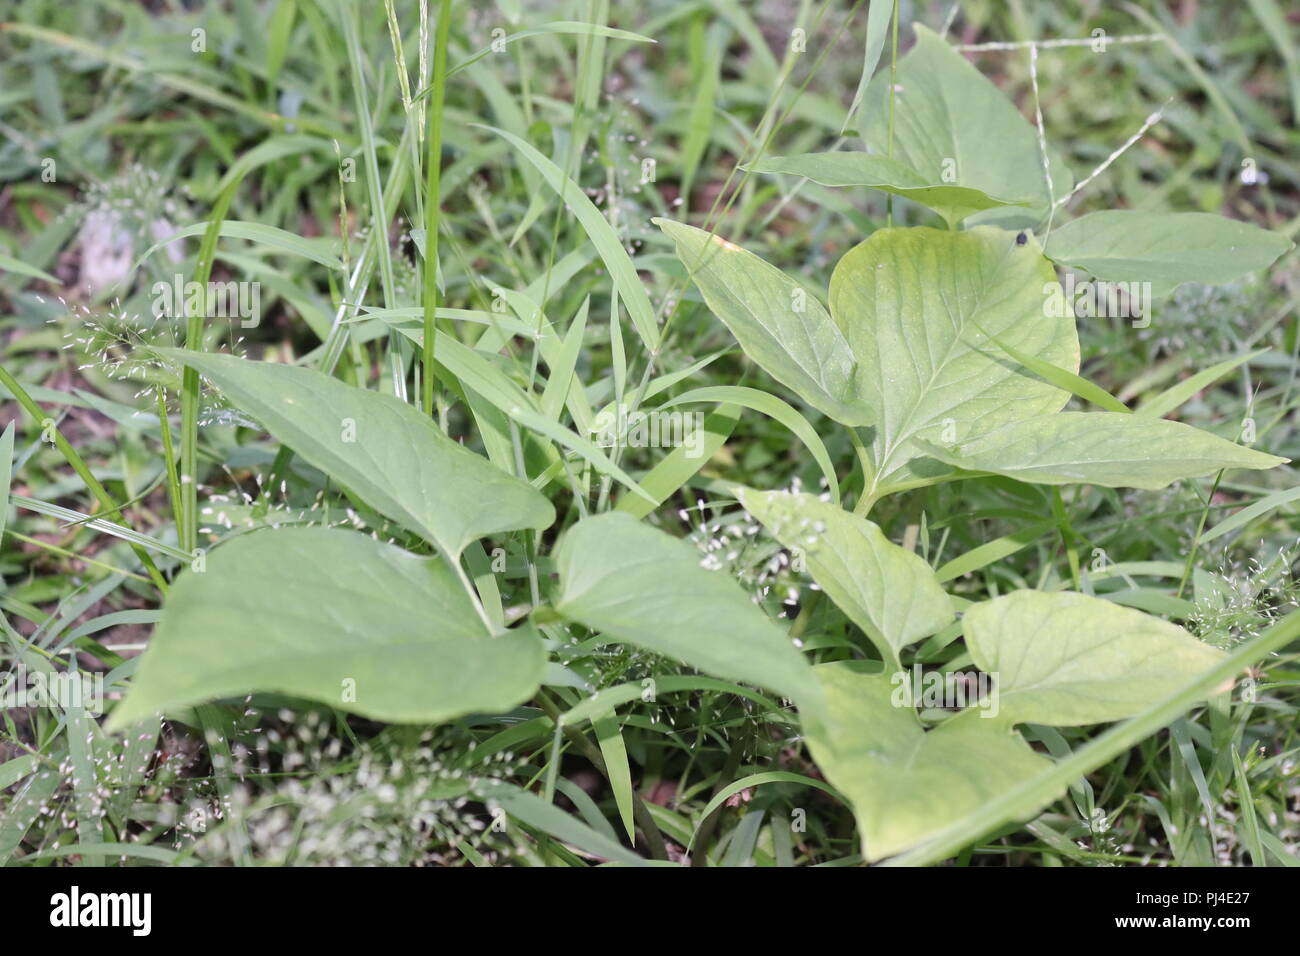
[805,664,1057,862]
[739,489,952,663]
[654,218,869,426]
[830,226,1078,499]
[921,411,1285,490]
[963,590,1228,725]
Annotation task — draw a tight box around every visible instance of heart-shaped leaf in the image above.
[963,590,1228,725]
[804,663,1057,862]
[653,218,869,426]
[108,527,546,728]
[1044,211,1294,297]
[553,512,822,713]
[164,349,555,557]
[739,489,953,664]
[921,411,1285,490]
[830,226,1079,500]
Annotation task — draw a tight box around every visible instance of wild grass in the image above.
[0,0,1298,866]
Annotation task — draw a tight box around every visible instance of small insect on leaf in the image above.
[1016,231,1028,246]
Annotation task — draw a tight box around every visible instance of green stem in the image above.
[155,385,182,541]
[422,0,452,417]
[180,174,241,556]
[1177,469,1224,600]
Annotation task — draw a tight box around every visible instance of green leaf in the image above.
[592,713,636,845]
[141,220,345,271]
[1201,485,1300,544]
[108,527,546,728]
[920,411,1285,490]
[805,664,1056,862]
[747,152,1028,227]
[1247,0,1300,125]
[0,422,13,546]
[614,404,740,520]
[844,0,895,134]
[658,385,840,502]
[162,349,554,557]
[482,125,660,351]
[1136,350,1265,420]
[860,24,1072,225]
[978,328,1129,414]
[448,22,655,78]
[1044,212,1294,298]
[553,513,822,713]
[418,332,655,504]
[963,590,1228,725]
[653,218,869,426]
[0,253,58,284]
[738,489,953,664]
[890,604,1300,866]
[830,225,1078,499]
[474,780,649,866]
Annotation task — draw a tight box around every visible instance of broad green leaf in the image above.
[830,226,1078,499]
[738,489,953,663]
[162,349,554,557]
[805,664,1056,862]
[108,527,546,728]
[654,218,869,426]
[747,152,1027,227]
[890,603,1300,866]
[920,411,1285,490]
[553,513,822,713]
[860,24,1072,226]
[963,590,1228,725]
[1044,212,1294,297]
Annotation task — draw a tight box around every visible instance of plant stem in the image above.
[422,0,452,417]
